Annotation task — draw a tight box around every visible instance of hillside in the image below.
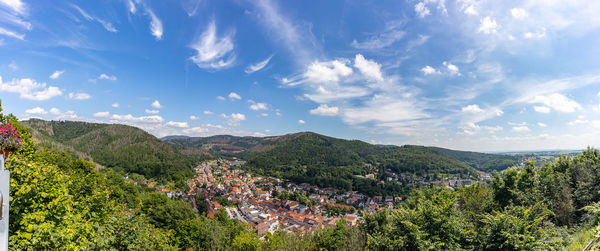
[163,133,308,157]
[428,147,524,171]
[242,133,479,195]
[164,132,522,172]
[22,119,196,186]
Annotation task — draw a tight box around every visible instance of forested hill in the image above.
[164,131,524,172]
[22,119,196,186]
[162,132,308,157]
[428,146,524,171]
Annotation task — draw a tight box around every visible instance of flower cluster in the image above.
[0,123,23,152]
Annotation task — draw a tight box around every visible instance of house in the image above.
[385,196,393,203]
[256,222,270,235]
[373,196,383,203]
[346,197,360,205]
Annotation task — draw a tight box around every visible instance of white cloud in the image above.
[49,108,60,115]
[298,119,306,124]
[146,8,163,40]
[98,73,117,81]
[443,61,460,76]
[189,115,199,120]
[354,54,383,82]
[421,65,440,75]
[342,95,428,125]
[8,61,17,70]
[414,2,430,18]
[151,100,162,108]
[251,0,315,63]
[127,1,163,40]
[50,70,64,79]
[111,102,119,108]
[0,26,24,40]
[220,113,246,126]
[72,4,118,33]
[523,28,546,39]
[303,85,370,103]
[351,27,405,50]
[0,76,62,100]
[245,55,273,74]
[68,92,91,100]
[110,114,164,124]
[127,0,136,13]
[538,122,547,127]
[190,20,235,70]
[304,59,352,84]
[0,0,26,14]
[533,106,550,113]
[461,104,484,113]
[25,107,47,115]
[166,121,189,128]
[478,16,498,34]
[145,109,159,114]
[510,8,529,20]
[309,104,339,116]
[228,92,242,100]
[216,96,225,101]
[464,5,478,15]
[48,108,78,120]
[93,111,110,118]
[249,102,268,111]
[531,93,581,113]
[512,125,530,132]
[203,110,214,115]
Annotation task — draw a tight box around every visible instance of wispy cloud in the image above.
[351,22,405,50]
[146,8,163,40]
[126,1,163,40]
[91,73,117,82]
[251,0,316,64]
[72,4,118,33]
[50,70,64,79]
[309,104,339,116]
[68,92,91,100]
[0,26,24,40]
[0,0,27,14]
[245,55,273,74]
[190,20,235,70]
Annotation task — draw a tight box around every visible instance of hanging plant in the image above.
[0,123,23,158]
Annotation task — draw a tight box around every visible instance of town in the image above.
[165,159,494,234]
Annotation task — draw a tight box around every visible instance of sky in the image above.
[1,0,600,152]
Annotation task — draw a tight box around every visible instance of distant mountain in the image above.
[165,132,526,196]
[428,147,524,172]
[164,132,523,172]
[160,135,190,141]
[240,133,479,194]
[162,132,311,157]
[23,119,196,185]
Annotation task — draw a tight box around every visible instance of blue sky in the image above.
[1,0,600,151]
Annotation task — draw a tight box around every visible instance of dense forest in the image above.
[167,132,528,196]
[22,119,199,188]
[429,146,524,171]
[241,133,479,196]
[4,107,599,249]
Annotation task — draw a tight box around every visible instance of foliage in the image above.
[22,119,196,187]
[243,133,479,197]
[429,146,524,172]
